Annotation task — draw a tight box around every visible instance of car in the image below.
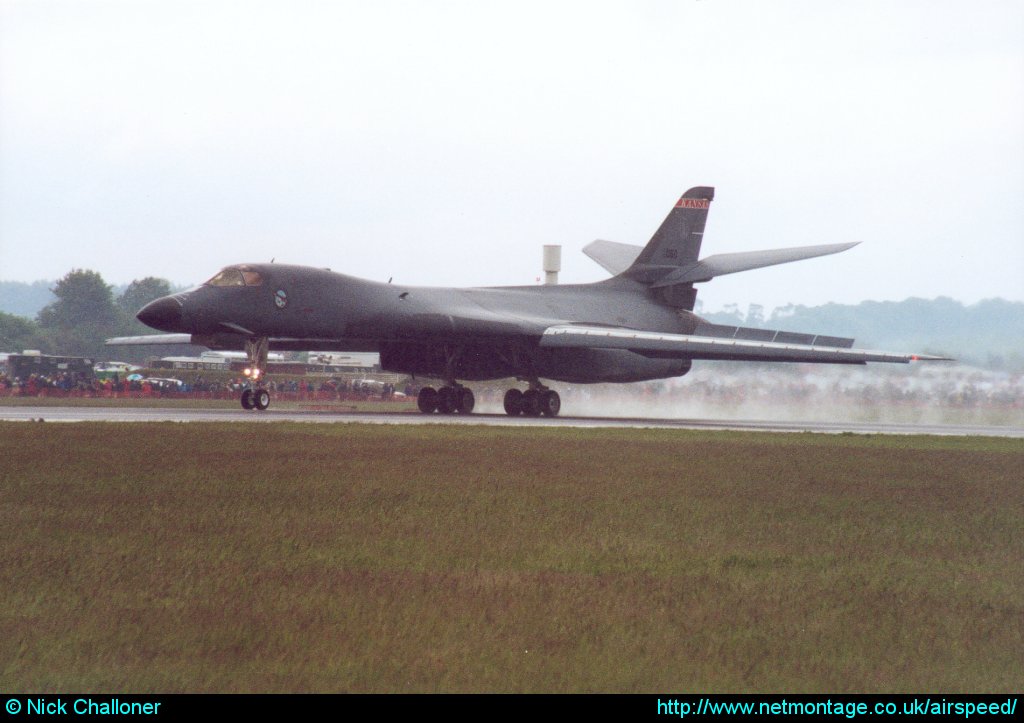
[141,377,186,391]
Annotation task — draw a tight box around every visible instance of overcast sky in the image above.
[1,0,1021,312]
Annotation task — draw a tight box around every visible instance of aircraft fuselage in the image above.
[141,263,697,384]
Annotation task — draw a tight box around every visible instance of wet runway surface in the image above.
[2,405,1022,437]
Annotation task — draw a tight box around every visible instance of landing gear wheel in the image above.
[241,388,255,410]
[521,389,542,417]
[253,388,270,410]
[503,388,523,416]
[540,390,561,417]
[437,386,458,414]
[417,386,438,414]
[456,387,475,414]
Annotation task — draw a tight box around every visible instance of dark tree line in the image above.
[1,270,171,361]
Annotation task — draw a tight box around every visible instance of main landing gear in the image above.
[240,336,271,412]
[413,346,561,417]
[417,384,475,414]
[503,384,560,417]
[416,345,478,415]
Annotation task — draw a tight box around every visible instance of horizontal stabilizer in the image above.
[540,324,951,365]
[106,334,194,346]
[583,239,643,275]
[650,242,859,287]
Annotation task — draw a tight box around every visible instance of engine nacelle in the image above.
[380,341,692,384]
[534,348,691,384]
[379,342,518,381]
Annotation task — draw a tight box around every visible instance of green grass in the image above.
[1,423,1021,692]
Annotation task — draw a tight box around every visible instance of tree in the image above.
[0,280,56,318]
[37,269,120,359]
[745,303,765,328]
[117,277,172,317]
[117,277,172,335]
[0,311,49,353]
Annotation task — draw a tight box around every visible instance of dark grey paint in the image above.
[120,186,946,384]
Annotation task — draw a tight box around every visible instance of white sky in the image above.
[1,0,1022,311]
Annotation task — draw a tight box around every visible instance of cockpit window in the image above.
[205,267,264,287]
[206,269,245,286]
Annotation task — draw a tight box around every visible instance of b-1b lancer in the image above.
[110,186,947,415]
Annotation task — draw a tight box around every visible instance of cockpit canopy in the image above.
[205,266,264,287]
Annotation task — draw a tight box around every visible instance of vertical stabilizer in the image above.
[622,186,714,309]
[626,186,714,279]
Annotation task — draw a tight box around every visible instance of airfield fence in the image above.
[1,366,1021,419]
[0,387,408,403]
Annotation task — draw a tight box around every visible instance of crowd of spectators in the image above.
[244,377,400,397]
[1,371,109,395]
[0,371,191,396]
[2,364,1021,418]
[0,371,405,401]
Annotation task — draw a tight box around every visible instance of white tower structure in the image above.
[543,245,561,285]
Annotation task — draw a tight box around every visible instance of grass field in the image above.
[1,422,1021,692]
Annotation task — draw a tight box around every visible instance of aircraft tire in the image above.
[456,387,475,414]
[437,386,458,414]
[241,389,255,410]
[522,389,542,417]
[540,390,561,417]
[254,388,271,410]
[503,388,523,416]
[417,386,438,414]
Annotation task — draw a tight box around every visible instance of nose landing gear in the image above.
[240,336,271,411]
[252,387,271,410]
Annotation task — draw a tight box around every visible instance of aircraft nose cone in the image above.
[137,296,184,332]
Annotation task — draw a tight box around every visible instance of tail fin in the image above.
[613,185,861,312]
[625,186,714,282]
[622,186,714,309]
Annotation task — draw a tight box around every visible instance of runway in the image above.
[2,405,1022,437]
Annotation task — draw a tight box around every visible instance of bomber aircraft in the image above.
[109,186,947,415]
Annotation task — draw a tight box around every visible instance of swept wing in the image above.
[540,324,950,364]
